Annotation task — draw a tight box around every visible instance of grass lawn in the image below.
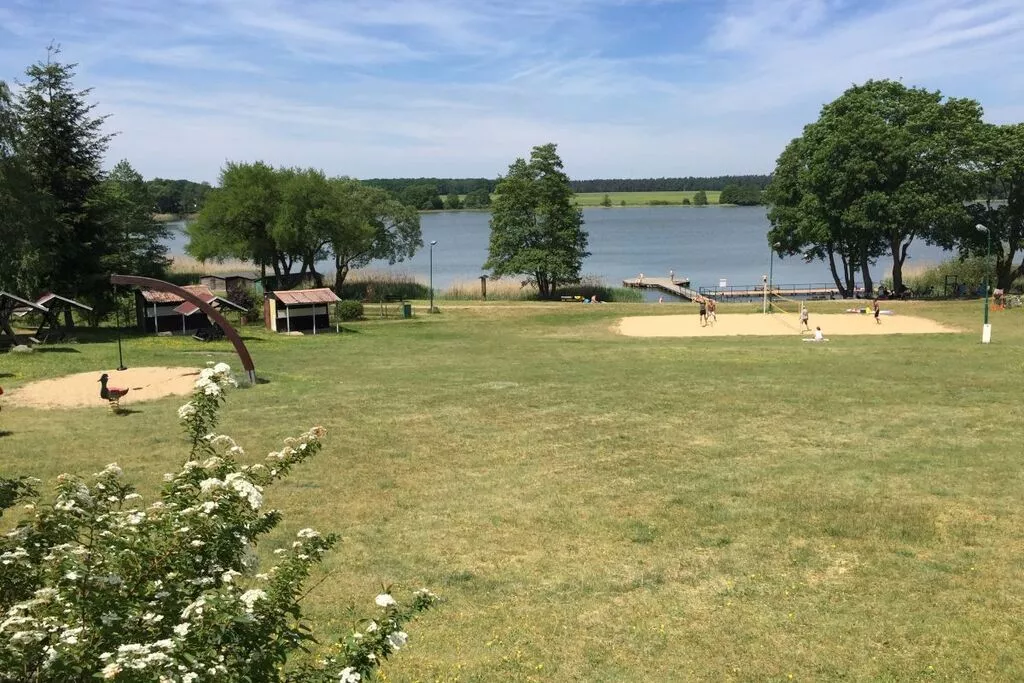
[574,191,723,206]
[2,300,1023,680]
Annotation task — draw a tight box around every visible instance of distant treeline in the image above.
[569,175,772,193]
[145,178,213,215]
[149,174,774,215]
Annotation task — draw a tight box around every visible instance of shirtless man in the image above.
[698,298,707,326]
[707,298,717,325]
[873,298,880,324]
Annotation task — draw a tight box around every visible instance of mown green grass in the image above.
[573,191,723,206]
[2,300,1024,680]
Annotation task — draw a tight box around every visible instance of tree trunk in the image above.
[63,308,75,329]
[889,235,912,294]
[860,257,873,299]
[826,249,851,298]
[333,259,350,294]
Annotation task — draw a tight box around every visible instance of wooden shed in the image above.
[264,288,340,333]
[200,272,261,296]
[135,284,220,334]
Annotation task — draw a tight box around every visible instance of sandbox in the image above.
[8,367,200,410]
[616,312,960,338]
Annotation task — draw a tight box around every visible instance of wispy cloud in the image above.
[0,0,1021,180]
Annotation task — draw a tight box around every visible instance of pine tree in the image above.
[484,143,589,298]
[14,45,114,303]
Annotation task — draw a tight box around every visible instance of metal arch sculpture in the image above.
[110,274,257,383]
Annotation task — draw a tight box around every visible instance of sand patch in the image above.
[616,312,960,338]
[10,367,200,409]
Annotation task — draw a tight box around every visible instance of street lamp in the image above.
[429,240,437,313]
[976,224,992,343]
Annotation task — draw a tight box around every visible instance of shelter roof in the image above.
[270,288,340,305]
[174,295,247,316]
[34,293,94,311]
[0,291,49,313]
[138,284,213,304]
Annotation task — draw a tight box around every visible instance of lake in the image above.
[163,207,952,296]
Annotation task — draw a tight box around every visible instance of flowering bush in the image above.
[0,364,436,681]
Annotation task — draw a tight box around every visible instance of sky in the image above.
[1,0,1023,182]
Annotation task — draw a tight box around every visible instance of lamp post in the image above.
[976,224,992,343]
[429,240,437,313]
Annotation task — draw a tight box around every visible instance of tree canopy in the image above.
[719,184,763,205]
[484,143,589,298]
[187,163,422,292]
[1,47,166,314]
[765,79,985,296]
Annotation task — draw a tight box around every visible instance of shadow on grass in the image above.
[0,431,12,438]
[0,372,13,378]
[113,408,143,416]
[35,347,81,354]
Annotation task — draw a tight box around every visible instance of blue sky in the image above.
[1,0,1023,182]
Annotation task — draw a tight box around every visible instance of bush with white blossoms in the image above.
[0,364,437,681]
[179,362,237,459]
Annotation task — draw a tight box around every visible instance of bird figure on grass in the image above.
[98,373,129,413]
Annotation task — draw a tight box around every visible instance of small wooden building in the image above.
[200,272,261,296]
[135,284,222,334]
[264,288,340,333]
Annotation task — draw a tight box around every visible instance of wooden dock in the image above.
[623,277,704,301]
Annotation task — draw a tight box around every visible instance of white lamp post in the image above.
[976,224,992,343]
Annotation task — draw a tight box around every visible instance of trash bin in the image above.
[402,303,412,319]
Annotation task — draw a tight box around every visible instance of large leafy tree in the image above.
[13,46,114,302]
[327,179,422,292]
[949,123,1024,289]
[766,80,984,295]
[484,143,589,298]
[97,160,171,282]
[187,161,298,281]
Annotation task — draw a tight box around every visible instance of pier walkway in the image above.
[623,277,704,302]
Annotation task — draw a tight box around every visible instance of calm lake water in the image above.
[164,207,952,297]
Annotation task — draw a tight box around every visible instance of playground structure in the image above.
[14,293,94,342]
[112,275,257,383]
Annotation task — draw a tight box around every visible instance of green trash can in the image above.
[402,303,412,319]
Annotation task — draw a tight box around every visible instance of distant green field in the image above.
[573,190,723,206]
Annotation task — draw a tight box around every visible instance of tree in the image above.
[600,193,612,207]
[187,162,297,282]
[97,160,171,285]
[462,187,491,209]
[399,183,442,211]
[444,192,462,210]
[0,80,38,294]
[484,143,589,298]
[950,123,1024,289]
[766,80,984,295]
[13,46,113,303]
[720,183,763,206]
[693,190,708,206]
[327,180,422,292]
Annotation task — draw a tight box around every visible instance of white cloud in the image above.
[2,0,1022,180]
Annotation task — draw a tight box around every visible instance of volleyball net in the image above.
[768,294,803,332]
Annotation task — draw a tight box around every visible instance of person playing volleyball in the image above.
[799,304,810,331]
[707,298,717,325]
[698,298,707,326]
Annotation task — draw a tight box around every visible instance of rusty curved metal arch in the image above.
[110,274,257,383]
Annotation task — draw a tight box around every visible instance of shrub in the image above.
[336,300,364,321]
[0,364,437,681]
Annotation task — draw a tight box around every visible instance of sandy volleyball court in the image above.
[616,312,960,338]
[9,367,201,409]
